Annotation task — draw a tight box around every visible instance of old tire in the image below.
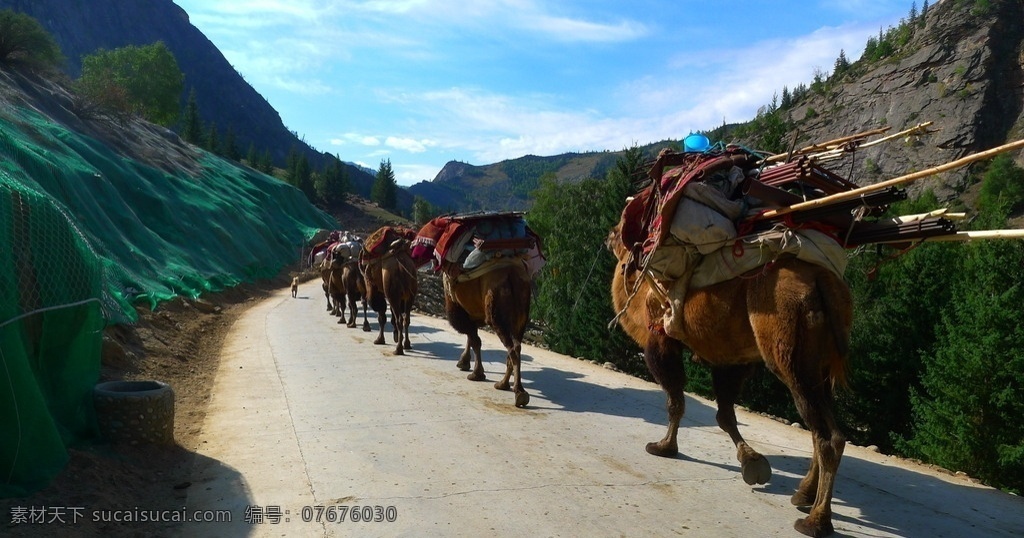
[94,380,175,445]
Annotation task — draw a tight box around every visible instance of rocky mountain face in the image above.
[780,0,1024,199]
[0,0,383,199]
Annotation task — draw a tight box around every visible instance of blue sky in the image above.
[172,0,917,185]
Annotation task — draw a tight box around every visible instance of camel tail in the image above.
[817,272,853,389]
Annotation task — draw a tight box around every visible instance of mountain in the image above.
[411,0,1024,212]
[0,0,390,202]
[764,0,1024,200]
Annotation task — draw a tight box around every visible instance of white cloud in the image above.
[386,137,437,153]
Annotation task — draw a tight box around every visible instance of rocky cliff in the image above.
[779,0,1024,199]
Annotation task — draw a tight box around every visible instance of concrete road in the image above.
[183,280,1024,537]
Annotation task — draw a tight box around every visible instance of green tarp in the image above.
[0,104,336,497]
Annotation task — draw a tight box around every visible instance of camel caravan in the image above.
[302,127,1024,537]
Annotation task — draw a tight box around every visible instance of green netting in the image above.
[0,103,337,497]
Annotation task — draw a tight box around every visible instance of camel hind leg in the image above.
[755,269,848,537]
[711,364,772,485]
[447,299,484,379]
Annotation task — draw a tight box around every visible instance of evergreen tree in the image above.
[921,0,930,27]
[903,229,1024,493]
[181,88,202,145]
[205,122,219,154]
[780,85,792,109]
[371,158,398,209]
[258,149,275,174]
[833,49,850,79]
[246,142,258,167]
[222,125,240,161]
[315,155,349,206]
[528,146,640,370]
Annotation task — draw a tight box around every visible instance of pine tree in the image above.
[371,158,398,209]
[205,122,219,154]
[222,126,240,161]
[246,142,258,167]
[181,88,202,145]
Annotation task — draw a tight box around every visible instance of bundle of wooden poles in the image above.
[742,124,1024,247]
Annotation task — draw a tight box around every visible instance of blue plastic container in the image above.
[683,133,710,152]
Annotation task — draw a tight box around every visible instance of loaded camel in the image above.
[411,214,544,408]
[326,251,371,330]
[361,226,418,355]
[607,145,854,537]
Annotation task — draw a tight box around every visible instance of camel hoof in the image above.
[403,341,411,350]
[794,517,833,537]
[741,456,772,485]
[791,491,814,507]
[467,371,486,382]
[374,336,385,345]
[362,324,371,332]
[645,441,678,458]
[337,318,345,324]
[456,360,470,372]
[347,322,356,328]
[395,347,404,356]
[515,391,530,408]
[494,380,511,391]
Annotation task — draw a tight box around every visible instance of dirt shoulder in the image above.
[0,272,304,537]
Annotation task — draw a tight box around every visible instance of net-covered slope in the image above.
[0,103,336,497]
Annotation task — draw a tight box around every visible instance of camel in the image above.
[446,261,533,407]
[361,227,418,355]
[411,214,543,408]
[326,257,371,329]
[607,223,853,538]
[318,259,334,312]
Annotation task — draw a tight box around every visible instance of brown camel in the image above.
[445,261,533,407]
[607,224,853,538]
[361,227,418,355]
[318,259,334,312]
[326,258,371,329]
[410,214,543,408]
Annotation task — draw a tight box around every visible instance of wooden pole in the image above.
[881,229,1024,243]
[753,138,1024,221]
[763,126,891,163]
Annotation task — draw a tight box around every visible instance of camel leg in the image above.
[466,328,485,381]
[361,299,371,332]
[401,301,412,350]
[346,295,357,327]
[456,338,473,371]
[495,340,527,408]
[373,308,387,345]
[711,364,772,485]
[789,382,845,537]
[643,334,687,457]
[494,352,512,390]
[447,301,483,377]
